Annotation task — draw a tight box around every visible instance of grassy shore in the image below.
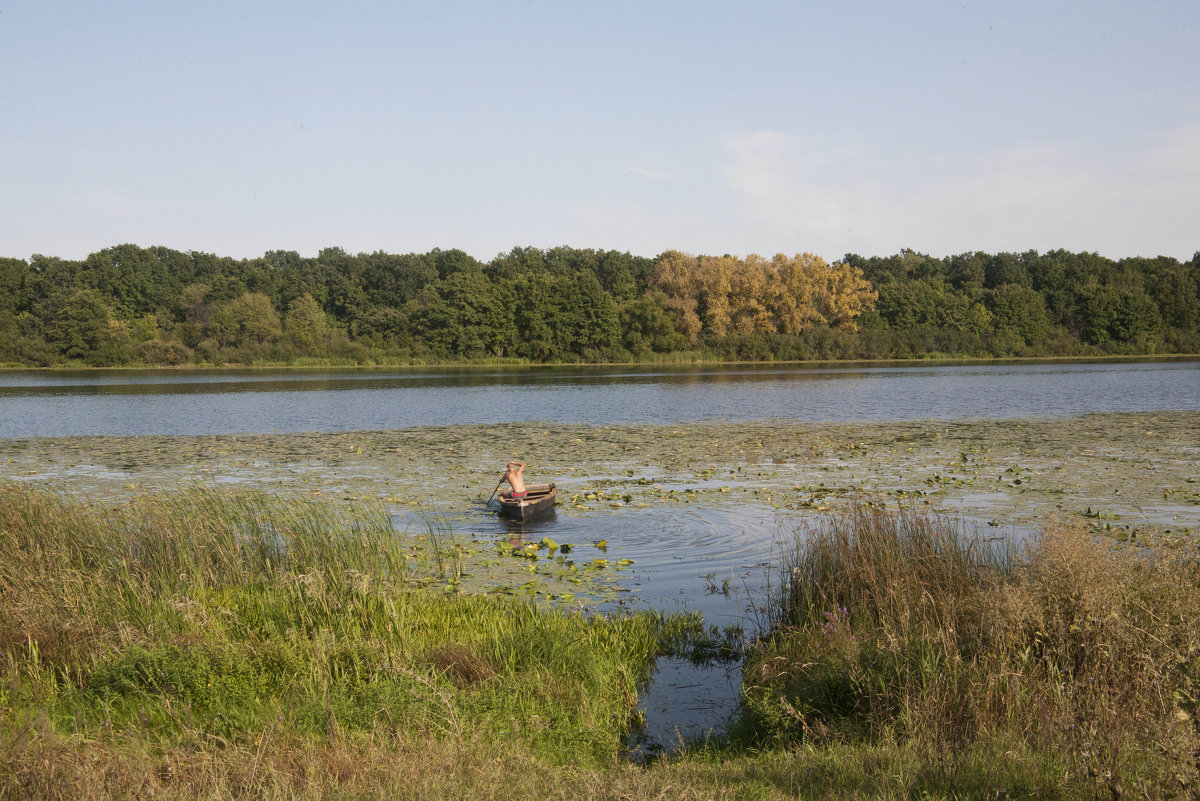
[3,482,1199,799]
[0,484,679,797]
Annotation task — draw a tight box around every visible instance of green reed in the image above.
[0,482,670,775]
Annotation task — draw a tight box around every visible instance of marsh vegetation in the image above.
[744,507,1200,798]
[0,484,688,795]
[1,405,1197,798]
[4,412,1195,538]
[3,479,1200,799]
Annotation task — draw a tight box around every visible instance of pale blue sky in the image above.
[2,1,1198,263]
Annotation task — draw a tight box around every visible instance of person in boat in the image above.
[503,460,527,498]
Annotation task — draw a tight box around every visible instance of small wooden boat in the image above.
[498,483,557,521]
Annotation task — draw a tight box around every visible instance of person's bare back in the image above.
[503,460,527,497]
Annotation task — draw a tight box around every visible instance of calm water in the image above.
[390,501,778,754]
[1,360,1197,438]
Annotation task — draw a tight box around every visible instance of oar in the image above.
[484,477,505,507]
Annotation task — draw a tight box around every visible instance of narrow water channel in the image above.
[390,502,806,755]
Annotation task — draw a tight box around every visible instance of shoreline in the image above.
[2,353,1199,373]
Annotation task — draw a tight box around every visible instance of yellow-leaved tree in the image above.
[696,255,735,337]
[649,250,877,341]
[726,254,773,335]
[817,256,877,330]
[647,250,702,345]
[767,253,819,334]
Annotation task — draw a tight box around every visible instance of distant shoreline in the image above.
[2,352,1198,373]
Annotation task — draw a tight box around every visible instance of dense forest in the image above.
[1,244,1197,366]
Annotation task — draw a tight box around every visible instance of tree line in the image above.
[1,244,1196,366]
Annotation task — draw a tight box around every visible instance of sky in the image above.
[2,1,1198,264]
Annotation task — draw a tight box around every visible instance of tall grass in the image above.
[8,482,1200,799]
[745,506,1200,797]
[0,482,673,798]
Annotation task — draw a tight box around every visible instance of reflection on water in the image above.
[628,657,744,759]
[1,360,1197,437]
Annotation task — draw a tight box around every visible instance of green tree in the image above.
[875,279,944,329]
[489,246,548,281]
[0,258,28,314]
[84,244,190,319]
[356,306,413,350]
[557,270,622,357]
[619,292,685,354]
[1077,285,1161,350]
[511,274,560,360]
[12,312,53,366]
[0,310,18,363]
[361,251,438,310]
[987,284,1050,346]
[1122,256,1197,332]
[211,293,282,349]
[284,293,328,352]
[412,270,515,357]
[45,289,116,361]
[1110,291,1161,347]
[25,255,85,314]
[983,252,1031,288]
[875,277,984,333]
[263,250,325,311]
[1081,286,1119,347]
[594,250,653,303]
[844,249,944,284]
[203,273,250,305]
[431,248,483,279]
[945,251,988,288]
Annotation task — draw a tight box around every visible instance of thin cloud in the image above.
[628,164,669,181]
[719,130,863,237]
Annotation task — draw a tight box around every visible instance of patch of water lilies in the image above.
[454,533,638,602]
[2,412,1197,547]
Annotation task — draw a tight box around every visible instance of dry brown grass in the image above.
[746,507,1200,798]
[427,643,500,688]
[1,717,935,801]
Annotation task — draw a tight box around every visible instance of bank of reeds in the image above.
[0,483,678,799]
[744,506,1200,798]
[7,481,1200,799]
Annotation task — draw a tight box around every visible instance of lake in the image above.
[1,359,1197,438]
[3,358,1197,753]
